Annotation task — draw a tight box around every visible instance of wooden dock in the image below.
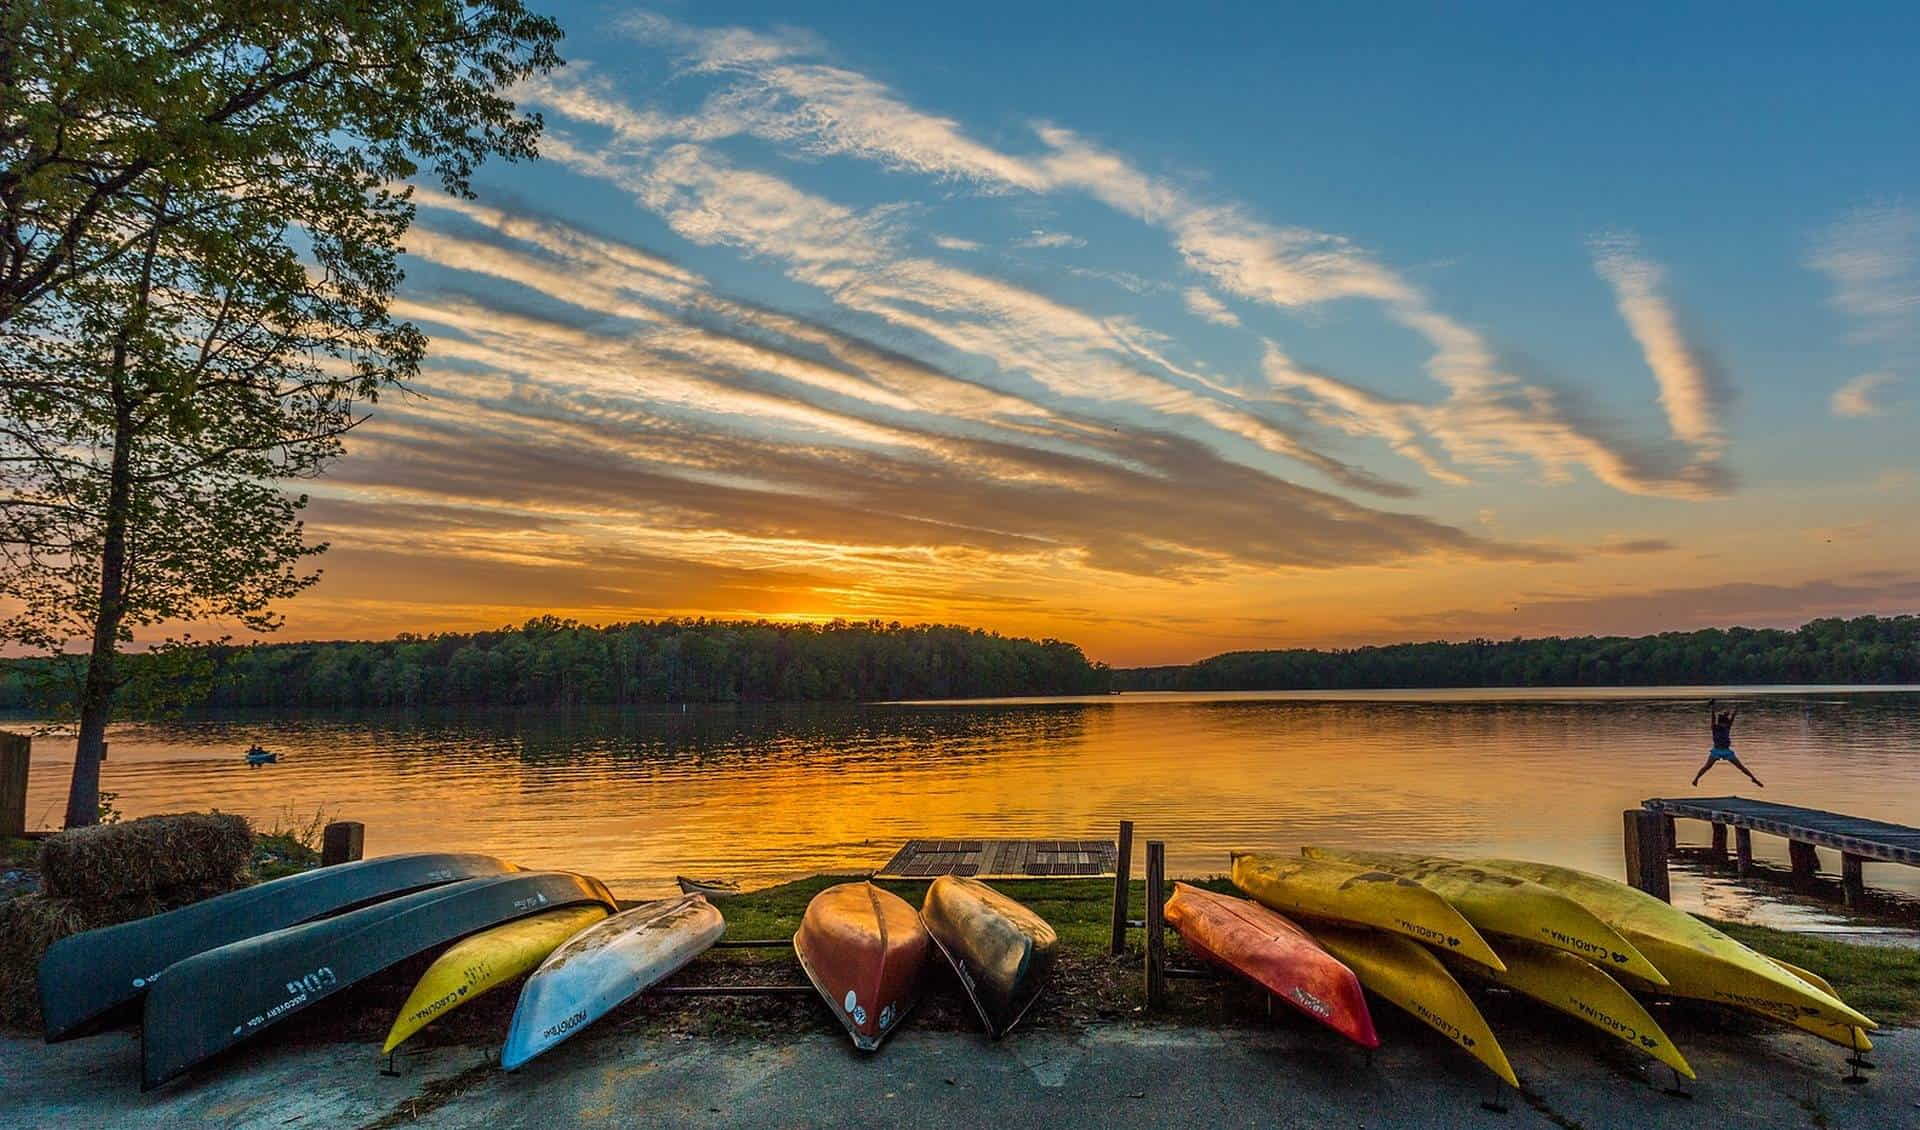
[876,837,1119,879]
[1631,796,1920,906]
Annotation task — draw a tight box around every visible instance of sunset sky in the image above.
[289,4,1919,666]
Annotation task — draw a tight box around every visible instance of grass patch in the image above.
[1706,917,1920,1026]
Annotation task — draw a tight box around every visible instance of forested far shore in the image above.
[1116,615,1920,691]
[0,618,1111,710]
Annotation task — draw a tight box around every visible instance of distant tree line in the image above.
[0,617,1112,710]
[1116,615,1920,691]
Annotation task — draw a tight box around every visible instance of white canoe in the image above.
[501,893,725,1070]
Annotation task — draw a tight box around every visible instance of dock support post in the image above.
[1144,840,1167,1010]
[1789,839,1820,882]
[321,821,365,866]
[1109,820,1134,955]
[0,732,27,838]
[1624,809,1670,902]
[1709,822,1727,860]
[1734,827,1753,876]
[1842,853,1866,907]
[1662,814,1677,852]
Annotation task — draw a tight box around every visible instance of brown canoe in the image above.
[793,882,931,1051]
[920,875,1058,1039]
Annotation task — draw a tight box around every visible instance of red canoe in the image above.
[793,882,932,1051]
[1165,882,1379,1048]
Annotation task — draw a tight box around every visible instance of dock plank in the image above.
[878,837,1120,879]
[1644,796,1920,865]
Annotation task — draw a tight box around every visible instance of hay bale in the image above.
[0,894,87,1031]
[39,812,252,906]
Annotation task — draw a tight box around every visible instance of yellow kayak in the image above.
[382,905,608,1054]
[1303,847,1666,986]
[1458,937,1694,1079]
[1231,852,1504,971]
[1762,956,1872,1051]
[1307,921,1518,1087]
[1463,857,1875,1032]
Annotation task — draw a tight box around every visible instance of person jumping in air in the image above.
[1692,700,1764,788]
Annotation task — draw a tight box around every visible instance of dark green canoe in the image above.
[920,875,1058,1038]
[39,852,516,1042]
[141,871,616,1089]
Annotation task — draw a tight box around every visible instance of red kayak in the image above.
[1165,882,1379,1048]
[793,882,931,1051]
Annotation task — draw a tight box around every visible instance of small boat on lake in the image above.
[793,882,930,1051]
[140,871,615,1089]
[1163,882,1377,1048]
[244,745,276,766]
[920,875,1057,1039]
[39,852,516,1042]
[676,876,742,898]
[502,893,725,1070]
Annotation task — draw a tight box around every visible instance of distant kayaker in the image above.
[1691,700,1764,788]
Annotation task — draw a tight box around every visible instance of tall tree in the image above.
[0,0,563,825]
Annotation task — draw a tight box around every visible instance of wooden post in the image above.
[1624,809,1670,902]
[1144,840,1167,1010]
[1841,853,1865,907]
[1109,820,1134,955]
[0,731,27,838]
[1734,827,1754,876]
[1788,839,1820,881]
[1662,814,1678,852]
[321,821,364,866]
[1709,822,1727,860]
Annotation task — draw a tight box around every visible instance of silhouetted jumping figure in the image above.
[1692,700,1764,788]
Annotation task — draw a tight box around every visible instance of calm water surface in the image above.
[15,687,1920,906]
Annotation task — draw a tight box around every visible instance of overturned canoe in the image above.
[1307,921,1518,1088]
[39,852,516,1041]
[1463,856,1875,1032]
[1164,882,1378,1048]
[1301,846,1665,985]
[141,871,615,1089]
[921,875,1058,1039]
[794,882,931,1051]
[676,876,742,898]
[383,905,609,1055]
[1454,937,1694,1080]
[1230,851,1504,971]
[502,894,726,1070]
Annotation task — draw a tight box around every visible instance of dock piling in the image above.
[1789,839,1820,882]
[1842,852,1866,907]
[1110,820,1134,955]
[0,732,27,838]
[1623,809,1670,902]
[1734,827,1754,876]
[1709,822,1727,860]
[1143,840,1167,1010]
[321,820,365,866]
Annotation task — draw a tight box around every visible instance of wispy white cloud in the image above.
[1811,204,1918,345]
[1182,287,1241,327]
[1831,371,1900,418]
[1016,229,1086,249]
[933,235,981,251]
[1590,233,1732,454]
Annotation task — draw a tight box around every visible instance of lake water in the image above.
[13,687,1920,911]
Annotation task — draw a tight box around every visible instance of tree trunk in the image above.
[61,191,161,828]
[63,408,133,828]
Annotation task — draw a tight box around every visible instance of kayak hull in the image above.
[1164,882,1378,1048]
[1230,852,1504,971]
[502,894,725,1070]
[39,852,516,1041]
[383,905,609,1054]
[1460,937,1695,1079]
[1307,920,1519,1088]
[793,882,930,1051]
[140,871,615,1089]
[920,875,1060,1039]
[1464,856,1875,1032]
[1302,846,1665,985]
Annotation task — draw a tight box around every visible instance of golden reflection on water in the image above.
[18,689,1920,901]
